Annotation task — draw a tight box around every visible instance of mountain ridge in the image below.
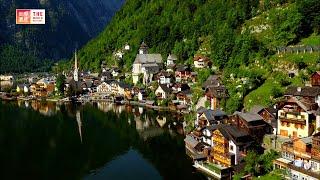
[0,0,125,73]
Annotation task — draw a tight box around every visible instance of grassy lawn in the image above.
[244,78,284,111]
[204,163,221,174]
[300,33,320,46]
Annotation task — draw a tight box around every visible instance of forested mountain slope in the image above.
[78,0,319,112]
[0,0,124,73]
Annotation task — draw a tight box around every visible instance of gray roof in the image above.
[142,64,160,73]
[234,111,263,122]
[159,84,173,93]
[285,86,320,97]
[299,137,312,145]
[118,82,132,89]
[202,75,221,88]
[197,106,207,114]
[205,125,219,131]
[184,135,200,148]
[167,54,178,61]
[201,109,227,122]
[250,105,265,114]
[216,124,252,146]
[134,54,163,64]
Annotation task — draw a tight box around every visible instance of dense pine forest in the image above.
[0,0,124,73]
[74,0,319,112]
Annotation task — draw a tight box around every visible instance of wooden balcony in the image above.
[213,136,227,144]
[287,163,320,179]
[279,118,306,125]
[311,149,320,161]
[281,144,311,159]
[213,146,228,154]
[213,155,231,167]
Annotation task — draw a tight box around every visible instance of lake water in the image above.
[0,100,206,180]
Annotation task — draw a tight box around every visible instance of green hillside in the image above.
[78,0,320,113]
[0,0,124,73]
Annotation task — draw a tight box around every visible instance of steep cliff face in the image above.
[0,0,125,72]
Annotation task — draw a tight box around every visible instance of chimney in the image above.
[297,87,302,92]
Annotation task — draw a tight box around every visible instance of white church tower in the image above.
[74,51,79,82]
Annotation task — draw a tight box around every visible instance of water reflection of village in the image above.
[14,100,186,139]
[96,102,187,138]
[17,100,57,116]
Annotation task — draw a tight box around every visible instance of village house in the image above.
[100,71,112,82]
[192,124,253,180]
[202,75,222,90]
[0,75,14,81]
[172,83,190,92]
[277,86,320,138]
[166,54,177,66]
[175,65,192,82]
[156,71,173,84]
[205,85,228,110]
[97,81,112,94]
[209,124,253,167]
[277,97,317,138]
[80,80,94,93]
[193,55,212,68]
[311,71,320,87]
[132,42,163,84]
[184,134,207,161]
[230,112,272,143]
[111,81,131,96]
[273,133,320,180]
[175,90,192,105]
[201,125,217,146]
[250,105,278,134]
[30,83,47,97]
[28,78,56,97]
[196,107,228,128]
[155,84,173,99]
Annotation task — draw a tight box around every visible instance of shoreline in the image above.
[0,95,192,114]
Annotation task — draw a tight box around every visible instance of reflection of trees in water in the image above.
[0,103,205,180]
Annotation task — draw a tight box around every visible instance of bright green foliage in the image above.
[56,74,66,94]
[77,0,319,113]
[243,150,279,177]
[79,0,261,70]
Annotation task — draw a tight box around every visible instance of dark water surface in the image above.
[0,101,206,180]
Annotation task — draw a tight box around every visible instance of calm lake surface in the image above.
[0,100,206,180]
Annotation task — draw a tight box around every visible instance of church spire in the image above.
[74,50,79,82]
[75,50,78,70]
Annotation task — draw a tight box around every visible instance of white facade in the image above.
[97,82,111,93]
[194,59,205,68]
[155,86,168,99]
[202,129,212,146]
[277,110,310,138]
[0,75,13,81]
[138,92,145,101]
[229,140,241,165]
[159,76,171,84]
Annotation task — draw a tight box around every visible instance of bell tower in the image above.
[73,50,79,82]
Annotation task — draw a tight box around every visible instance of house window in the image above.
[301,115,305,119]
[230,145,234,151]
